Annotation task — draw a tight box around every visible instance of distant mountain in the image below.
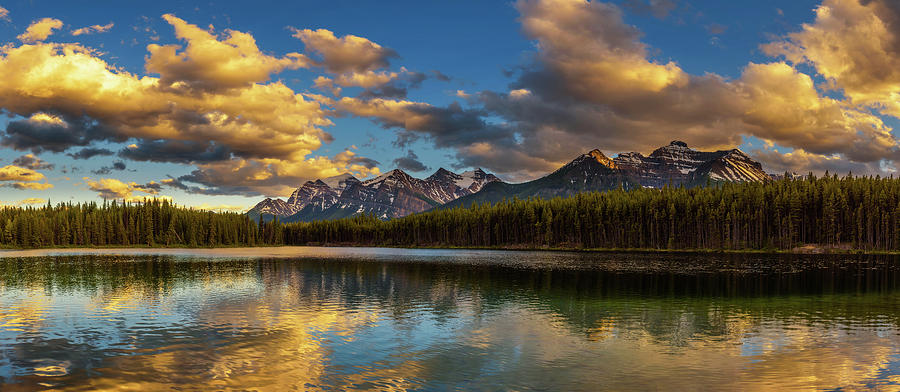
[249,198,293,218]
[444,141,770,208]
[249,168,500,222]
[250,141,772,221]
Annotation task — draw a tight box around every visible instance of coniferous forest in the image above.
[0,200,283,248]
[5,174,900,251]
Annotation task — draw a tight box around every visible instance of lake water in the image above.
[1,247,899,391]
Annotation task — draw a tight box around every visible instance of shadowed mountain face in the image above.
[250,141,770,221]
[249,168,500,222]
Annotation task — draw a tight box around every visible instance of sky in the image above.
[0,0,897,210]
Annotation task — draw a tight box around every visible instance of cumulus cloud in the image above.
[0,165,45,182]
[392,150,430,172]
[763,0,900,117]
[291,27,397,74]
[295,29,429,99]
[146,14,310,92]
[331,70,398,89]
[739,62,896,162]
[0,6,9,22]
[83,177,163,201]
[12,154,55,171]
[0,165,53,190]
[71,22,113,36]
[314,70,418,98]
[18,17,63,43]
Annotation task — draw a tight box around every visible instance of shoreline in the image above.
[0,244,897,256]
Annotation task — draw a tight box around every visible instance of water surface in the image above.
[1,247,899,390]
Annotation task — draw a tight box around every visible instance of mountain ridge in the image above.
[250,141,771,221]
[249,167,500,222]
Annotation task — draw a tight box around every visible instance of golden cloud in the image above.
[763,0,900,117]
[0,15,384,195]
[290,27,396,74]
[0,165,45,182]
[0,164,53,190]
[333,70,398,88]
[17,17,63,43]
[83,177,166,201]
[71,22,113,36]
[739,62,897,162]
[11,182,54,190]
[517,0,689,101]
[146,14,310,91]
[0,6,9,22]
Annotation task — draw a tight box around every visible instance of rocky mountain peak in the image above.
[250,197,293,217]
[321,173,360,192]
[426,167,457,182]
[588,149,617,169]
[363,169,413,187]
[650,140,695,158]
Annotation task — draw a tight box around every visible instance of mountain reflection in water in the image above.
[0,248,899,391]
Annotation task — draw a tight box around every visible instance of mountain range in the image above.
[249,168,500,222]
[249,141,772,222]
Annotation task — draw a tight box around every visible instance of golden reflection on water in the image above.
[0,288,49,333]
[0,254,899,391]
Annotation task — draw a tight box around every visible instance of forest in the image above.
[4,174,900,251]
[0,199,283,248]
[282,174,900,252]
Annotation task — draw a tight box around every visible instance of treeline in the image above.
[9,174,900,251]
[0,200,283,248]
[283,174,900,251]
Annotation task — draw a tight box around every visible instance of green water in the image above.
[0,247,899,391]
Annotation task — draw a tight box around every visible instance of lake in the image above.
[1,247,899,390]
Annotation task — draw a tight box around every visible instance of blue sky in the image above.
[0,0,896,210]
